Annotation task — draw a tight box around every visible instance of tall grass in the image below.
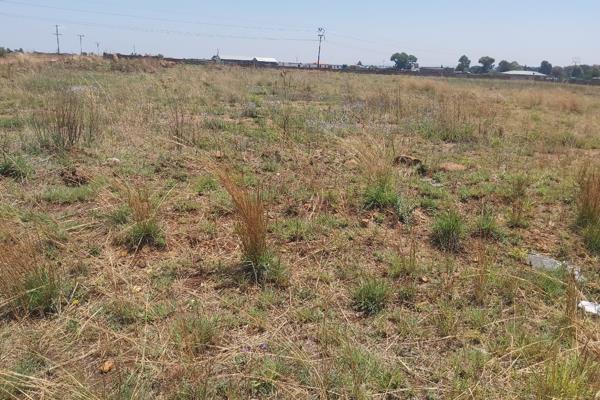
[0,231,61,317]
[115,182,165,250]
[217,171,287,284]
[577,165,600,254]
[31,89,101,151]
[218,170,284,284]
[576,165,600,227]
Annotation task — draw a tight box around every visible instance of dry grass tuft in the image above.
[218,170,267,265]
[0,230,61,318]
[114,181,166,250]
[32,89,101,151]
[217,169,285,284]
[577,164,600,227]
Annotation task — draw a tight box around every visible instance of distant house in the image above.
[501,70,548,79]
[212,55,278,67]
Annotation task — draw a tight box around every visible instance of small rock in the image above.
[99,360,115,374]
[345,159,359,169]
[213,151,224,159]
[578,301,600,316]
[527,253,583,282]
[394,155,422,167]
[59,166,90,186]
[106,158,121,166]
[439,162,467,172]
[420,276,429,283]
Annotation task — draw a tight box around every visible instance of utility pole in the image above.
[77,34,85,55]
[317,27,325,69]
[53,25,62,54]
[96,42,100,55]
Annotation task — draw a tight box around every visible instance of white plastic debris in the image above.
[527,254,583,282]
[578,301,600,316]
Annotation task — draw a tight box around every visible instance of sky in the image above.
[1,0,599,67]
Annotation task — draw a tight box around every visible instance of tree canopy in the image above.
[391,52,418,70]
[456,55,471,72]
[497,60,521,72]
[539,61,553,75]
[478,56,495,73]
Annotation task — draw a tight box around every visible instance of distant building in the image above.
[501,70,548,79]
[212,55,278,67]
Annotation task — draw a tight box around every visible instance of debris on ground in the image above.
[60,166,90,186]
[526,253,583,282]
[578,301,600,316]
[395,155,422,167]
[99,360,115,374]
[439,162,467,172]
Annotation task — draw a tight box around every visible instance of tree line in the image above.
[391,52,600,80]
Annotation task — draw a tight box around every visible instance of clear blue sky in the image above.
[1,0,598,67]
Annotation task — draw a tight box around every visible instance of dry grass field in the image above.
[1,55,600,399]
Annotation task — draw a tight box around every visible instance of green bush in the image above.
[125,219,166,250]
[472,207,502,240]
[0,155,33,181]
[583,223,600,254]
[364,177,399,210]
[353,279,390,315]
[431,211,465,252]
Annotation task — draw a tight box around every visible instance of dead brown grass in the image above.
[577,164,600,227]
[0,230,58,318]
[217,170,267,266]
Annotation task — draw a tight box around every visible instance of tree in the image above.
[539,60,552,75]
[497,60,511,72]
[456,55,471,72]
[551,66,564,79]
[478,56,495,73]
[391,52,418,70]
[497,60,521,72]
[571,66,583,79]
[357,60,363,66]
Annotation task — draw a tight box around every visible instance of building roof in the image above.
[254,57,278,63]
[217,56,278,63]
[219,55,255,61]
[502,70,547,77]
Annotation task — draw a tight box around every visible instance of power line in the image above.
[53,24,61,54]
[317,28,325,68]
[0,0,314,33]
[77,33,84,55]
[0,12,318,43]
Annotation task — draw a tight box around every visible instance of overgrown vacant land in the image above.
[1,57,600,399]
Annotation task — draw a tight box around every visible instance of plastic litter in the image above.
[527,254,583,282]
[578,301,600,316]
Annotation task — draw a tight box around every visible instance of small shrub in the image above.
[576,165,600,227]
[218,170,285,284]
[533,355,598,400]
[107,204,131,226]
[353,279,390,315]
[431,211,465,252]
[31,89,100,152]
[195,175,218,195]
[388,238,418,279]
[0,232,62,318]
[505,173,531,228]
[41,184,96,204]
[0,154,33,181]
[127,219,166,249]
[472,206,502,240]
[364,177,400,210]
[583,224,600,254]
[115,183,165,250]
[172,314,219,355]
